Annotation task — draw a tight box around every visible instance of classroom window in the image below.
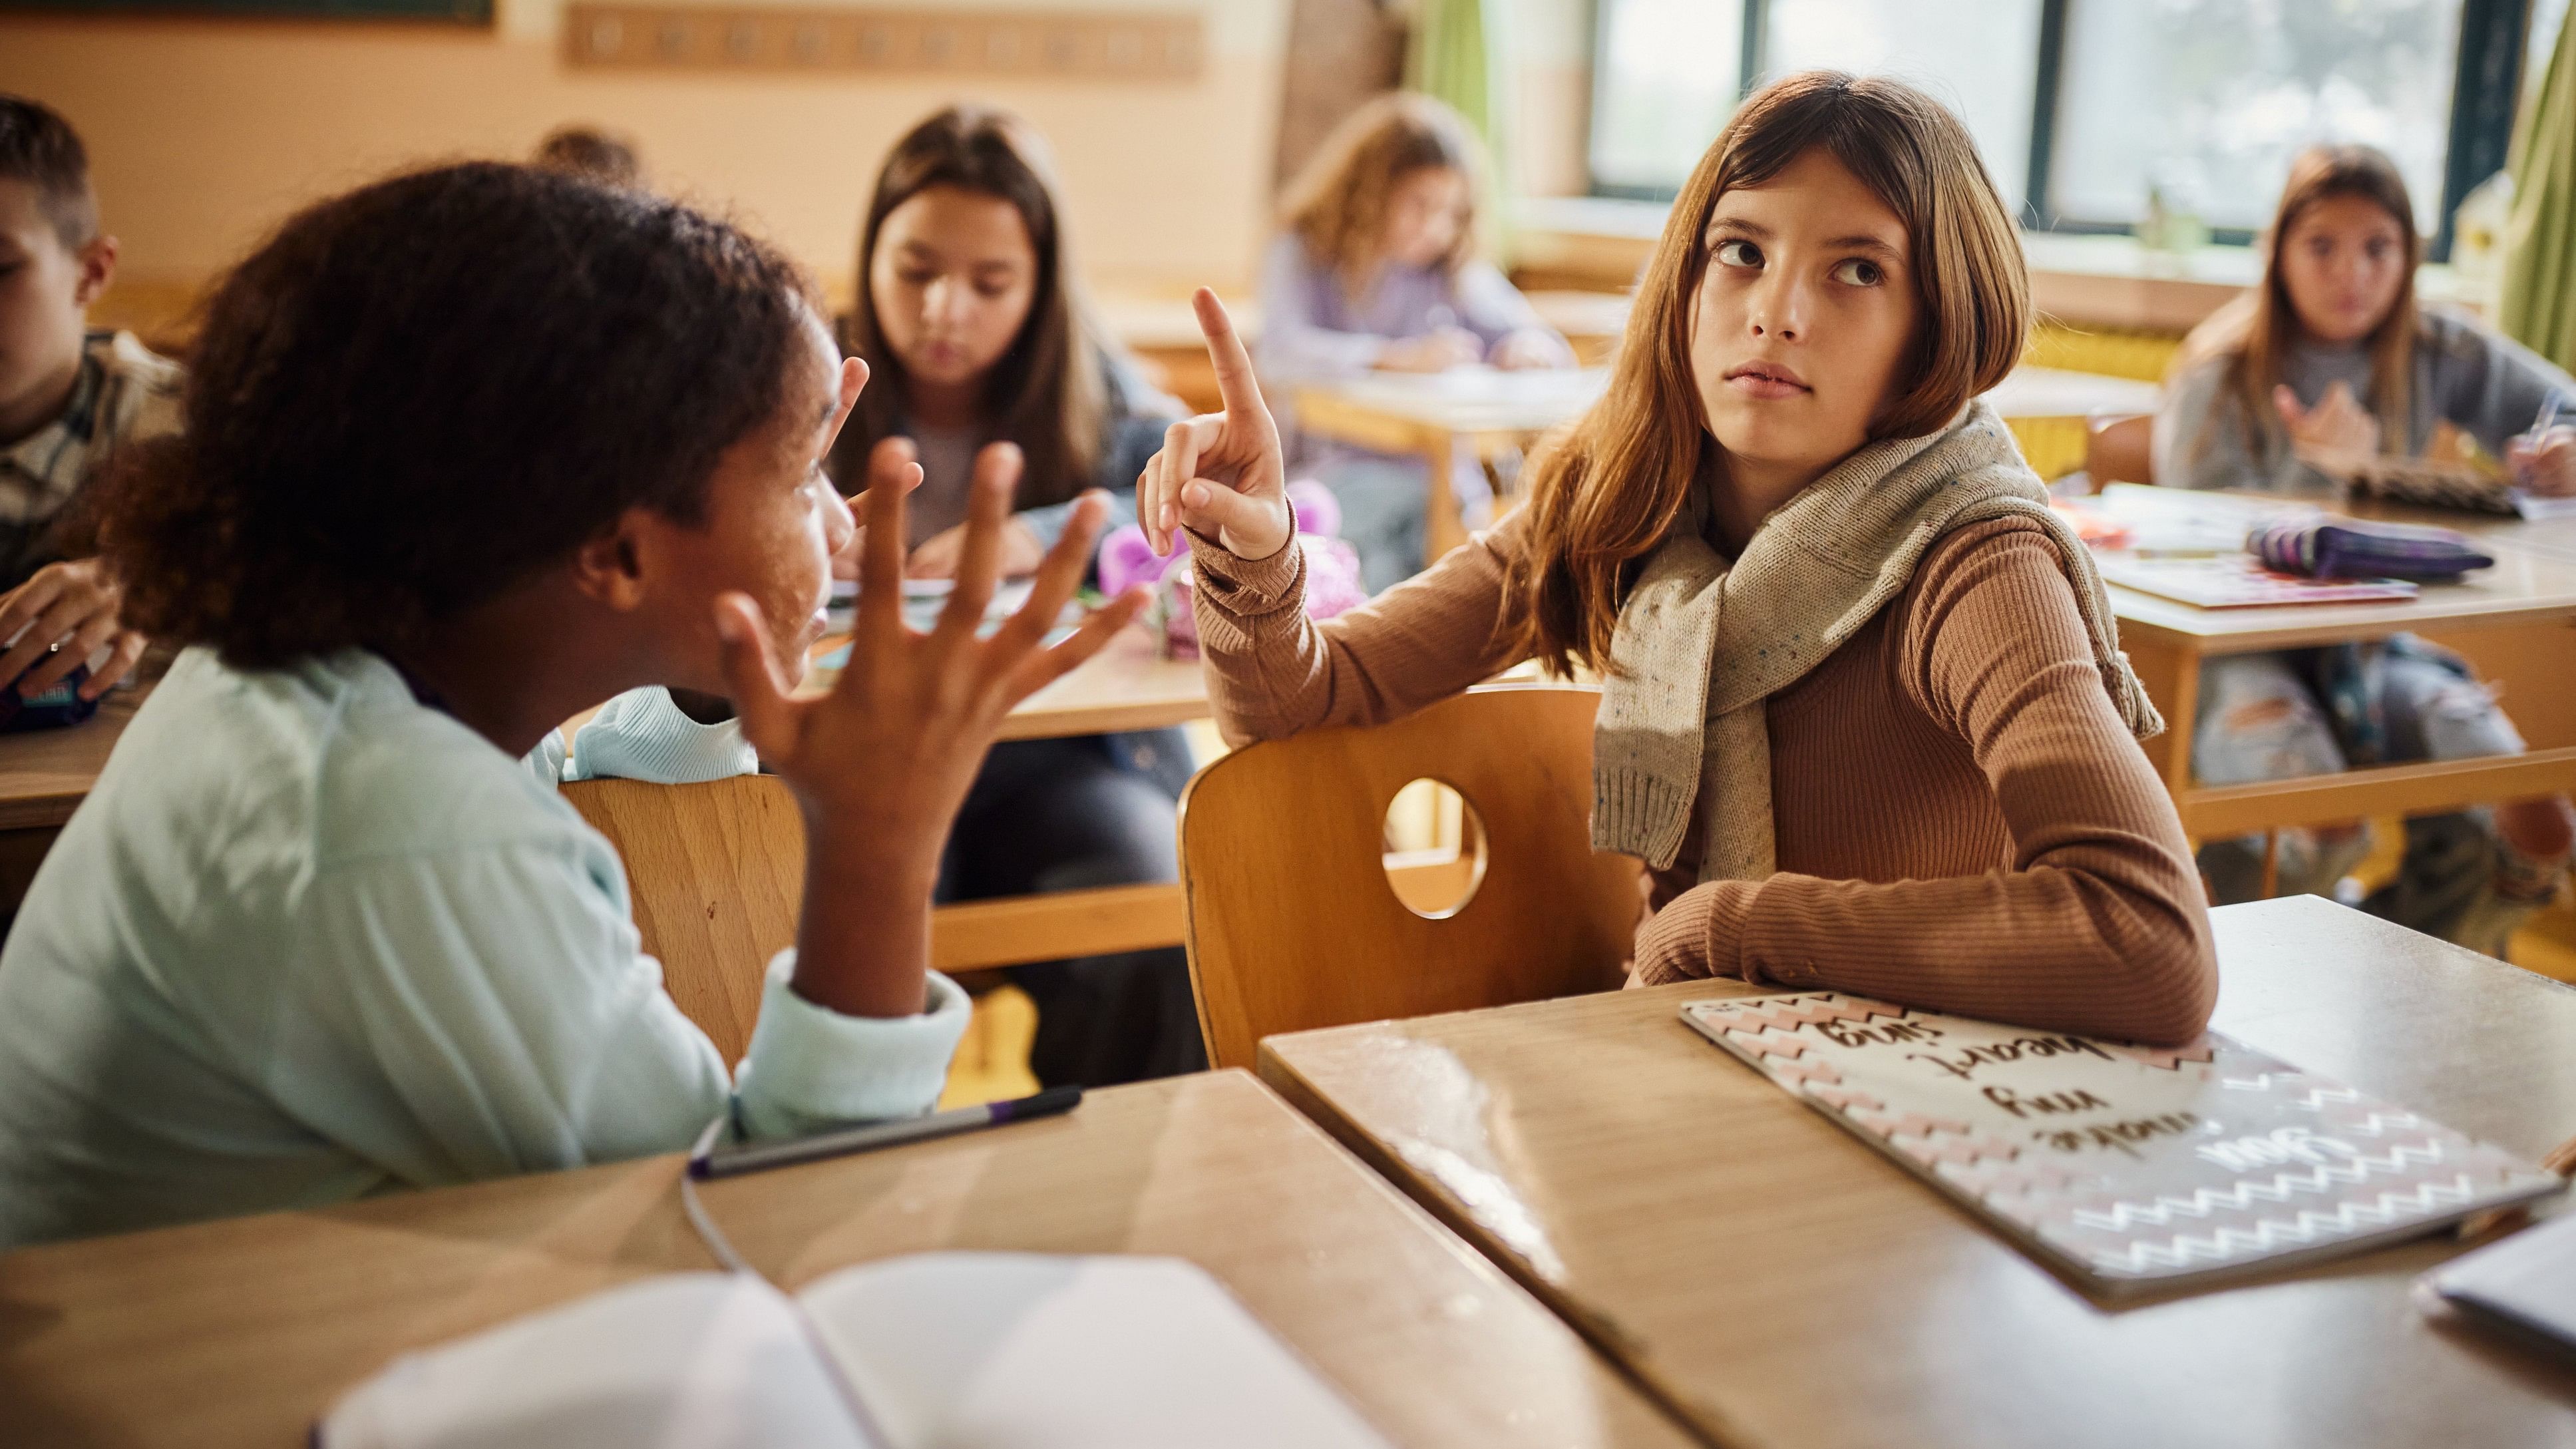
[1585,0,2549,257]
[2048,0,2465,234]
[1586,0,1749,196]
[1761,0,2045,214]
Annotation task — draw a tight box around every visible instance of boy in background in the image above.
[0,94,179,702]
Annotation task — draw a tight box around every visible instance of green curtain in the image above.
[2503,11,2576,374]
[1405,0,1515,242]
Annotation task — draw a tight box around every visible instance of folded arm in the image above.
[1636,521,2217,1045]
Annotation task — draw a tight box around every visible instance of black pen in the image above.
[689,1085,1084,1180]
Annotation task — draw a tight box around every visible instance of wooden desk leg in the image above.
[2123,638,2201,801]
[1423,431,1465,562]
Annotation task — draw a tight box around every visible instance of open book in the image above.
[1682,993,2563,1298]
[320,1252,1392,1449]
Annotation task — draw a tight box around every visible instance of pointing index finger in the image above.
[1193,288,1269,432]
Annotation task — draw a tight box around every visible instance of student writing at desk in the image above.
[0,96,180,707]
[0,164,1143,1245]
[833,106,1199,1086]
[2153,146,2576,950]
[1256,95,1573,592]
[1146,75,2216,1044]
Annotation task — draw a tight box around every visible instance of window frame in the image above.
[1582,0,2539,260]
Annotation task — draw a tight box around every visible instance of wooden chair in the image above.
[2086,412,2156,487]
[562,776,803,1064]
[563,775,1195,1063]
[1175,684,1642,1070]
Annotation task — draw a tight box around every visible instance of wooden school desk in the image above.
[0,1070,1699,1449]
[1260,897,2576,1449]
[2107,516,2576,844]
[992,621,1207,741]
[0,688,144,913]
[1102,289,1637,415]
[1292,365,1608,560]
[1291,364,2169,565]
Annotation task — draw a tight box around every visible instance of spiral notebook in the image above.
[1682,992,2564,1298]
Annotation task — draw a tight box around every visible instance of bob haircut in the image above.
[1504,71,2029,674]
[100,162,811,669]
[833,104,1120,512]
[1277,92,1489,281]
[2175,144,2420,459]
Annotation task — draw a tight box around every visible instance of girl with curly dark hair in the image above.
[0,161,1143,1246]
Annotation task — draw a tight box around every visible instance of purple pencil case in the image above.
[2249,518,2495,581]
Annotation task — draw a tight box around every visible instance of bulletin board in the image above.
[0,0,490,23]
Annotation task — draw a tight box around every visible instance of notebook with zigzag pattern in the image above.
[1682,992,2563,1298]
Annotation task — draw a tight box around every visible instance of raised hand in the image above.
[713,436,1146,1018]
[1137,289,1294,562]
[2275,380,2380,458]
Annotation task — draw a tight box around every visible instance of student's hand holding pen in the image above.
[1139,289,1294,562]
[2507,405,2576,498]
[712,437,1146,1019]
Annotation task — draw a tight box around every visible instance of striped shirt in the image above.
[0,329,183,587]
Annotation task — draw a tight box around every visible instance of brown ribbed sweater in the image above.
[1191,510,2219,1046]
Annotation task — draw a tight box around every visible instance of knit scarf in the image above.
[1591,399,2161,882]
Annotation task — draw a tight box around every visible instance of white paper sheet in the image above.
[320,1273,873,1449]
[800,1253,1393,1449]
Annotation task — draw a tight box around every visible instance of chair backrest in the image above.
[2086,412,2156,487]
[1176,684,1640,1070]
[561,775,805,1064]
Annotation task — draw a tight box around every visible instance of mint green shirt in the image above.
[0,650,968,1247]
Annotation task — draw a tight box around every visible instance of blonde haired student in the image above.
[1258,93,1574,592]
[1145,73,2216,1044]
[2155,144,2576,950]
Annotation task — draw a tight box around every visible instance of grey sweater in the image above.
[2151,308,2575,493]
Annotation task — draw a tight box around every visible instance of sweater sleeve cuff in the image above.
[732,951,971,1139]
[1189,528,1306,611]
[568,687,759,784]
[1635,880,1759,985]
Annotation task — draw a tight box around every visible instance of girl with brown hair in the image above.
[1256,93,1574,592]
[2156,144,2575,494]
[2155,144,2576,951]
[832,104,1172,577]
[1142,72,2217,1044]
[834,104,1200,1085]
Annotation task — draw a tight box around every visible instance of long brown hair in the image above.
[1277,93,1487,288]
[1503,72,2029,674]
[2174,145,2420,456]
[834,104,1113,508]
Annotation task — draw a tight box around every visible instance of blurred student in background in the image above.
[532,124,642,188]
[0,95,178,706]
[2155,144,2576,953]
[828,104,1198,1087]
[1256,94,1573,592]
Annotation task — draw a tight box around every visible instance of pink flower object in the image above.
[1096,479,1366,660]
